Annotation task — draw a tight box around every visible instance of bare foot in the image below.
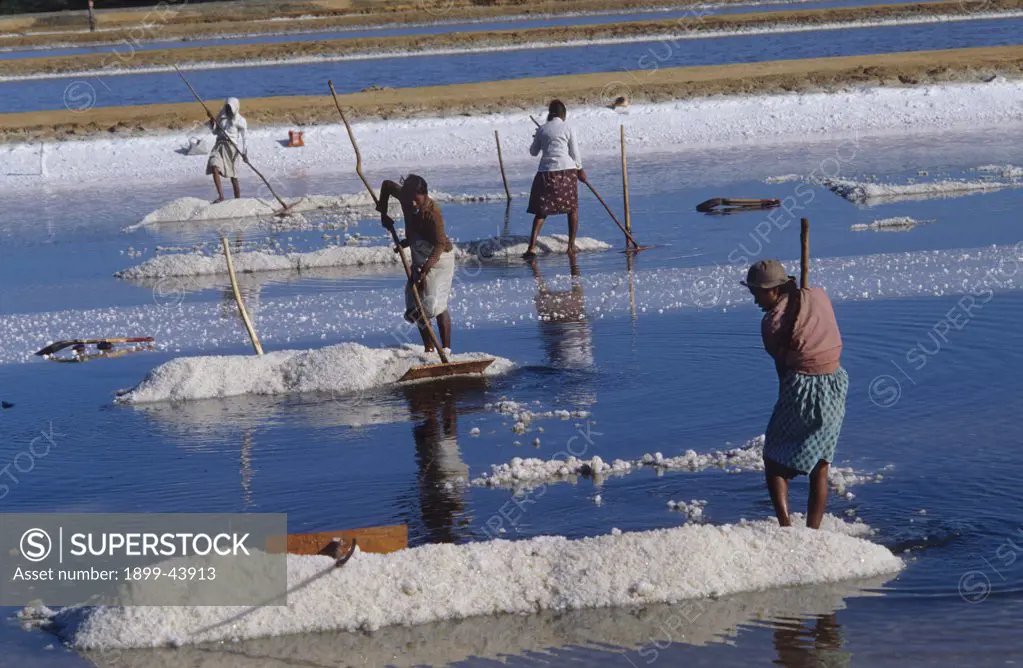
[566,245,578,256]
[522,249,536,259]
[212,197,225,204]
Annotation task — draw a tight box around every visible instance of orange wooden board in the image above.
[266,524,408,556]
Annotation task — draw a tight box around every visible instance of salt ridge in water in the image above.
[115,235,611,280]
[3,242,1021,366]
[850,216,933,232]
[469,436,883,496]
[126,191,519,229]
[48,515,902,650]
[822,177,1023,204]
[9,10,1023,83]
[115,342,513,404]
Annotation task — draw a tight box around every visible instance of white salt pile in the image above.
[470,436,883,496]
[115,235,610,280]
[49,517,903,650]
[127,191,521,230]
[822,177,1021,204]
[115,343,512,404]
[850,217,932,232]
[667,499,708,523]
[126,195,345,229]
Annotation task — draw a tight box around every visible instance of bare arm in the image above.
[377,180,401,215]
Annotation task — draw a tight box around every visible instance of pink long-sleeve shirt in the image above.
[761,287,842,375]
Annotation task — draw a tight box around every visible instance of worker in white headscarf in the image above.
[206,97,247,203]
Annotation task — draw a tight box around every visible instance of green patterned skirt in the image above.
[764,367,849,474]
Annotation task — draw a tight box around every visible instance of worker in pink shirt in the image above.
[742,260,848,530]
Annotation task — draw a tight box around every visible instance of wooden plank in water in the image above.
[398,359,494,382]
[266,524,408,556]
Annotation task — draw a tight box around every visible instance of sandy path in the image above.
[1,45,1021,142]
[0,0,821,48]
[3,0,1019,77]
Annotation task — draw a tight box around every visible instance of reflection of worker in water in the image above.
[773,613,850,668]
[403,379,485,544]
[531,255,594,369]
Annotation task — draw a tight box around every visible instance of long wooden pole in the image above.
[328,80,449,364]
[529,115,644,251]
[495,130,512,200]
[800,217,810,289]
[221,234,263,355]
[174,66,290,213]
[620,124,634,249]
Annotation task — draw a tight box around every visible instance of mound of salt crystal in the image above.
[116,235,610,280]
[115,343,512,404]
[51,515,902,650]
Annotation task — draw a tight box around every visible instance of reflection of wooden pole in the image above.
[495,130,512,200]
[626,250,637,322]
[800,217,810,289]
[221,234,264,355]
[621,125,633,248]
[502,200,512,239]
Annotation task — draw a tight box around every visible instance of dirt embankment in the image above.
[3,0,1018,77]
[0,0,817,49]
[1,45,1021,143]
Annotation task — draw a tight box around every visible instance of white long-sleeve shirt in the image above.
[211,97,247,153]
[529,117,582,172]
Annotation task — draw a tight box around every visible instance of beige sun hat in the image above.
[740,260,796,289]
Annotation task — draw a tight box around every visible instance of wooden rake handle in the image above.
[800,217,810,289]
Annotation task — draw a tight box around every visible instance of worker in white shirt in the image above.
[206,97,248,203]
[523,100,588,258]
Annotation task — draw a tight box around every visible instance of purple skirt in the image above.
[527,169,579,217]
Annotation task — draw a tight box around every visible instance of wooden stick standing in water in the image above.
[221,233,263,355]
[620,124,635,249]
[800,217,810,289]
[495,130,512,201]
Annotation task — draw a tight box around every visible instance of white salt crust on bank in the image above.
[470,436,885,496]
[49,516,903,651]
[7,11,1023,84]
[6,79,1023,192]
[115,342,513,404]
[114,235,611,280]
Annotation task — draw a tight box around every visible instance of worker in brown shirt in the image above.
[378,174,456,353]
[743,259,849,530]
